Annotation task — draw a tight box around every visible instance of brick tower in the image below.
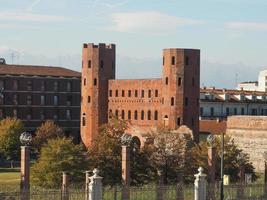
[81,43,115,147]
[161,49,200,141]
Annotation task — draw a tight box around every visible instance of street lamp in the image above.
[207,134,216,200]
[20,131,32,146]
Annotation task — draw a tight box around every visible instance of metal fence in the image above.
[0,184,267,200]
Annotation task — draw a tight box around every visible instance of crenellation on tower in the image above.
[81,43,200,147]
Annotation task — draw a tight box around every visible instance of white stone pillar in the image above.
[194,167,207,200]
[88,169,103,200]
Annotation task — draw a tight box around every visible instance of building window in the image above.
[148,110,151,120]
[26,95,32,105]
[41,80,45,91]
[53,96,58,106]
[100,60,104,68]
[67,82,72,92]
[185,97,188,106]
[27,80,33,91]
[128,110,131,120]
[40,110,45,120]
[82,116,86,126]
[54,81,59,91]
[0,109,3,119]
[155,90,158,97]
[135,90,138,97]
[67,96,72,106]
[88,96,91,103]
[192,77,195,86]
[251,108,257,115]
[141,110,144,120]
[66,110,71,120]
[121,110,125,119]
[177,117,181,126]
[172,56,175,65]
[226,107,229,116]
[109,110,112,118]
[154,111,158,120]
[13,80,18,90]
[200,107,203,116]
[122,90,125,97]
[148,90,151,98]
[165,77,168,85]
[26,113,32,120]
[211,107,214,116]
[13,94,18,105]
[234,108,237,115]
[115,90,118,97]
[94,78,97,86]
[0,80,4,90]
[185,56,189,65]
[134,110,138,120]
[0,94,3,105]
[163,56,165,65]
[128,90,131,97]
[88,60,91,68]
[141,90,144,98]
[115,110,119,117]
[40,95,45,105]
[241,108,245,115]
[171,97,174,106]
[13,109,17,118]
[178,77,181,86]
[53,113,58,121]
[191,118,194,126]
[109,90,112,97]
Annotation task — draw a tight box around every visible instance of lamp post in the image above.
[220,132,224,200]
[20,131,32,200]
[207,134,216,200]
[121,133,132,200]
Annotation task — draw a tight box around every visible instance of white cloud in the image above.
[225,22,267,31]
[0,11,68,22]
[108,11,204,33]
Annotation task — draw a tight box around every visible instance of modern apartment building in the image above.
[0,60,81,142]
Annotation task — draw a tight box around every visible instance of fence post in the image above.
[88,169,103,200]
[194,167,207,200]
[61,172,69,200]
[85,171,90,200]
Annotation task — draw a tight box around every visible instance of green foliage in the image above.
[33,120,64,151]
[0,118,24,160]
[184,135,256,183]
[87,116,127,185]
[31,137,88,188]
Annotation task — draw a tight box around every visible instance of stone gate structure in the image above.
[81,43,200,147]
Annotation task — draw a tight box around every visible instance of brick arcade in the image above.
[81,43,200,147]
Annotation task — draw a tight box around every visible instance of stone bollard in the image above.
[85,171,90,200]
[88,169,103,200]
[61,172,69,200]
[194,167,207,200]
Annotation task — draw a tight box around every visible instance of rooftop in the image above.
[0,64,81,78]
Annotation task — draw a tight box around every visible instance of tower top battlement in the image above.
[83,43,115,50]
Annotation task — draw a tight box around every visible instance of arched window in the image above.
[148,90,151,98]
[141,110,144,120]
[155,90,158,97]
[154,110,158,120]
[171,97,174,106]
[134,110,138,120]
[88,60,91,68]
[172,56,175,65]
[178,77,181,86]
[100,60,104,68]
[128,110,131,120]
[177,117,181,126]
[148,110,151,120]
[121,110,125,119]
[109,109,112,118]
[115,110,119,117]
[94,78,97,86]
[165,77,168,85]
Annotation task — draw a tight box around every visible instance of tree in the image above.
[33,120,64,151]
[31,137,88,188]
[87,116,127,185]
[184,135,256,183]
[148,128,188,184]
[0,117,24,161]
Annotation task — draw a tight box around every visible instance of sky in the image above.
[0,0,267,88]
